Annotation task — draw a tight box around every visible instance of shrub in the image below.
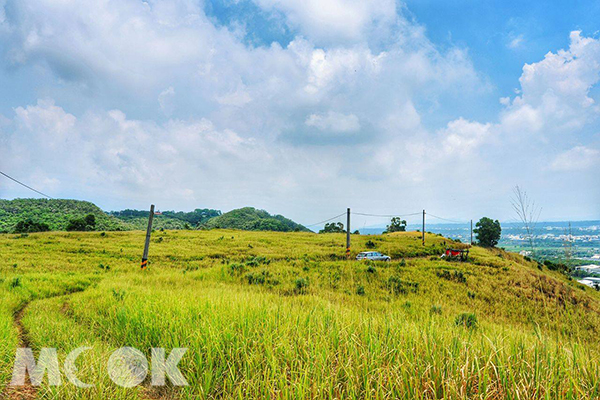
[430,305,442,315]
[365,240,376,249]
[436,270,466,283]
[386,275,419,295]
[455,313,478,329]
[14,219,50,233]
[294,277,309,294]
[9,277,21,289]
[356,285,365,296]
[228,263,246,275]
[67,214,97,231]
[366,265,376,274]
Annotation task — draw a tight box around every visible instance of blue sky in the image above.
[0,0,599,225]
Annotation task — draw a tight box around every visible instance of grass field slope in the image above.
[1,230,599,399]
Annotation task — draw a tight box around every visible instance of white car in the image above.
[356,251,391,261]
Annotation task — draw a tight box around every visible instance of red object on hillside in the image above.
[443,248,469,261]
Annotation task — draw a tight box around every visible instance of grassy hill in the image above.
[1,230,599,399]
[201,207,309,232]
[0,198,128,233]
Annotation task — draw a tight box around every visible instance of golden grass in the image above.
[1,230,599,399]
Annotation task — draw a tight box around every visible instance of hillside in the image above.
[110,208,222,230]
[1,230,599,398]
[0,198,128,232]
[201,207,310,232]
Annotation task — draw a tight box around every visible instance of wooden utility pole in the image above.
[422,210,425,245]
[470,219,473,245]
[141,204,155,270]
[346,208,351,257]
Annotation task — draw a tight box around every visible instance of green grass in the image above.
[1,230,600,399]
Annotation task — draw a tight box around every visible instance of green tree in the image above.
[474,217,501,247]
[67,214,97,231]
[13,219,50,233]
[319,222,345,234]
[384,217,407,233]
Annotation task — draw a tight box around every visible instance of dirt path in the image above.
[3,302,37,400]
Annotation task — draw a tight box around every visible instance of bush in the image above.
[9,277,21,289]
[455,313,478,329]
[386,275,419,295]
[294,277,309,294]
[430,305,442,315]
[356,285,365,296]
[436,270,466,283]
[246,270,278,286]
[14,219,50,233]
[67,214,97,231]
[365,240,376,249]
[227,263,245,275]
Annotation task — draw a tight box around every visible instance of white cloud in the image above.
[158,87,175,116]
[551,146,600,171]
[0,1,598,220]
[251,0,398,44]
[305,111,360,133]
[438,118,492,156]
[507,34,524,50]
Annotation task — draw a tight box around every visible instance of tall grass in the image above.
[0,230,599,399]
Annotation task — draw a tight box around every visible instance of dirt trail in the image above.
[3,302,37,400]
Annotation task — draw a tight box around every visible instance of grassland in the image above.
[1,230,600,399]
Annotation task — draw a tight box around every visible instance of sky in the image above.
[0,0,599,227]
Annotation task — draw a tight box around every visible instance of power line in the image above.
[304,212,346,228]
[427,213,467,224]
[352,212,422,218]
[0,170,54,199]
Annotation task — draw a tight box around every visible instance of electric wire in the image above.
[0,170,54,199]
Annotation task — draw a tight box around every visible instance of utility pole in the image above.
[141,204,155,270]
[346,208,351,258]
[470,219,473,246]
[422,209,425,246]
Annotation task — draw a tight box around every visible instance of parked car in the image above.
[356,251,391,261]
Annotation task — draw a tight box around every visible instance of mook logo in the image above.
[10,347,188,388]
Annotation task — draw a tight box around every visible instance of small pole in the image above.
[422,210,425,246]
[346,208,351,257]
[470,219,473,246]
[141,204,155,270]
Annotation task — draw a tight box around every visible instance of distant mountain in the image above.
[0,198,128,233]
[200,207,310,232]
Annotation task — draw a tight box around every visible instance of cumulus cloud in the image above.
[500,31,600,138]
[305,111,360,133]
[0,0,598,220]
[551,146,600,171]
[251,0,398,44]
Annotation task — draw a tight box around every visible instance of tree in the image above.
[14,219,50,233]
[67,214,97,231]
[511,186,541,256]
[384,217,407,233]
[319,222,345,234]
[474,217,501,247]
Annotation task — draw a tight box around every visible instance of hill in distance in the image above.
[200,207,310,232]
[0,198,128,233]
[0,199,308,233]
